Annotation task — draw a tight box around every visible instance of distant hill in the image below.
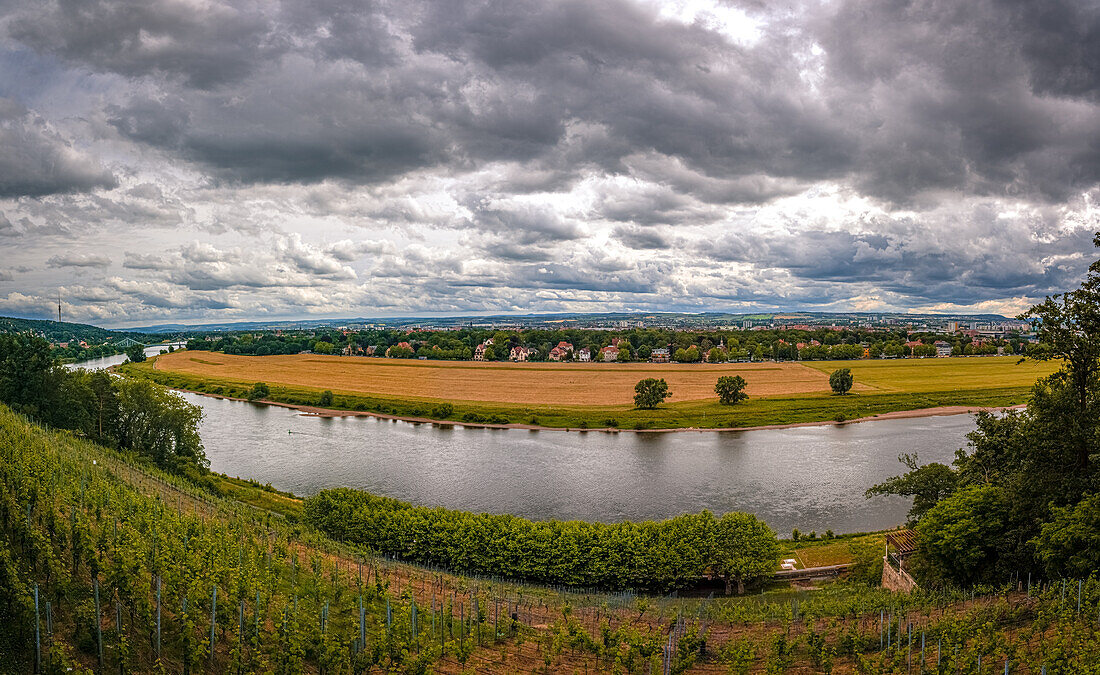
[123,310,1014,333]
[0,316,146,342]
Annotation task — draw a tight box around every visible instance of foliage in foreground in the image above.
[305,488,779,592]
[0,333,208,477]
[870,233,1100,587]
[0,404,448,673]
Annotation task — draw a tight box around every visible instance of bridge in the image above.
[114,337,147,348]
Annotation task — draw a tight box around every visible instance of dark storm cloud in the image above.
[2,0,1099,321]
[7,0,1099,204]
[7,0,284,89]
[613,225,670,250]
[0,98,116,197]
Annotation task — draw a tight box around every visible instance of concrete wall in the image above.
[881,557,918,593]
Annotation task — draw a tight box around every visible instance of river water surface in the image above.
[179,392,970,535]
[72,350,973,534]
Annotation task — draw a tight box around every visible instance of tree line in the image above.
[185,324,1035,363]
[869,233,1100,585]
[0,333,208,479]
[304,488,780,593]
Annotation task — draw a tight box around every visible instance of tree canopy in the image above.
[715,375,748,405]
[633,378,671,409]
[829,368,853,395]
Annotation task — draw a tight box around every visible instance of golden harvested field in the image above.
[154,351,832,405]
[801,355,1058,393]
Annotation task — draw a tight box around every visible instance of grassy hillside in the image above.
[3,403,1099,672]
[0,315,146,343]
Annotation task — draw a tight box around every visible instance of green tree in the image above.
[711,512,779,594]
[114,378,207,474]
[1035,492,1100,577]
[616,346,632,362]
[313,341,335,355]
[633,378,671,409]
[829,368,853,395]
[637,345,652,360]
[865,454,958,522]
[125,344,147,363]
[318,390,334,406]
[1021,232,1100,469]
[914,484,1010,585]
[714,375,748,405]
[247,382,270,401]
[0,333,65,421]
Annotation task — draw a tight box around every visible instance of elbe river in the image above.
[75,349,971,534]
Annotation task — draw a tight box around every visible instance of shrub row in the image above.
[304,487,779,592]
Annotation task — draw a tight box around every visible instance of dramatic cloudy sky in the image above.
[0,0,1098,327]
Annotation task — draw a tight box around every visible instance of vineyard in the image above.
[2,402,1100,673]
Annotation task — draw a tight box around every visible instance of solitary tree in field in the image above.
[633,378,670,409]
[712,512,780,594]
[125,344,146,363]
[247,382,270,401]
[318,389,334,406]
[829,368,853,395]
[715,375,748,405]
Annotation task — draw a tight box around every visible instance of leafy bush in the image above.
[318,389,334,406]
[305,488,779,592]
[247,381,270,401]
[431,403,454,419]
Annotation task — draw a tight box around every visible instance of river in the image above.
[73,349,972,534]
[178,391,969,535]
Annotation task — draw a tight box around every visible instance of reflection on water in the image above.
[179,391,972,535]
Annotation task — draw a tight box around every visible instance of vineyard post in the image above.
[155,576,161,660]
[95,575,103,671]
[34,583,40,674]
[907,622,912,672]
[209,584,217,664]
[879,611,883,651]
[115,602,124,675]
[920,631,925,672]
[237,600,244,675]
[182,597,189,675]
[1078,579,1082,616]
[46,600,52,644]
